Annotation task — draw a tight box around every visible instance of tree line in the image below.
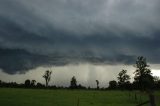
[0,56,160,90]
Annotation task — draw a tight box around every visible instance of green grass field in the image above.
[0,88,159,106]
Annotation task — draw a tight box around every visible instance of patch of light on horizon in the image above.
[152,69,160,77]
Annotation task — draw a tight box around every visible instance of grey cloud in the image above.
[0,47,137,74]
[0,48,50,74]
[1,0,160,36]
[0,0,160,74]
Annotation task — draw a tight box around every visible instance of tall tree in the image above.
[25,79,30,87]
[134,56,156,106]
[96,80,99,89]
[43,70,52,87]
[117,69,130,89]
[70,76,77,89]
[134,56,154,90]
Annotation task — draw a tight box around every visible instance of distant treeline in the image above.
[0,56,160,90]
[0,78,160,90]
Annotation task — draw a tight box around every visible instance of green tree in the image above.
[31,80,36,86]
[108,80,117,89]
[96,80,99,89]
[25,79,30,87]
[134,56,154,90]
[154,76,160,89]
[43,70,52,87]
[117,69,130,89]
[153,76,160,82]
[70,76,77,89]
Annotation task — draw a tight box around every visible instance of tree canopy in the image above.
[134,56,154,90]
[70,76,77,89]
[43,70,52,87]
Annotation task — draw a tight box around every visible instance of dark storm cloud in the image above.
[0,0,160,74]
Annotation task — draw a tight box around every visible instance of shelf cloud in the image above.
[0,0,160,74]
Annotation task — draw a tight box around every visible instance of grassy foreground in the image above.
[0,88,159,106]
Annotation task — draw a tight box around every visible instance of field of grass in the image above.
[0,88,159,106]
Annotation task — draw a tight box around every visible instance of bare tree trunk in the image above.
[46,80,48,87]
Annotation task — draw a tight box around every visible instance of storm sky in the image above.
[0,0,160,87]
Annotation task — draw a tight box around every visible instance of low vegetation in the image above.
[1,88,159,106]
